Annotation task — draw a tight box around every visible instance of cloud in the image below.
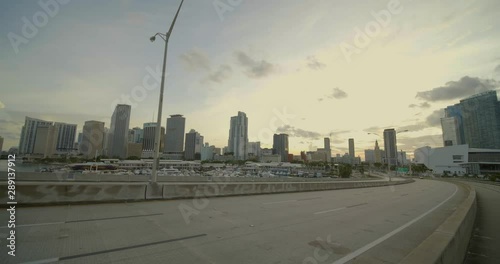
[398,134,443,149]
[307,56,326,70]
[494,65,500,79]
[425,109,444,127]
[202,64,232,83]
[416,76,499,102]
[319,87,348,101]
[234,51,276,78]
[179,49,211,72]
[276,125,322,139]
[409,102,431,109]
[0,100,4,109]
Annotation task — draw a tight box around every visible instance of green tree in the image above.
[339,164,352,178]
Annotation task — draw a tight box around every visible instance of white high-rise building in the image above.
[108,104,131,159]
[441,117,461,146]
[19,117,53,154]
[247,141,261,159]
[228,111,248,160]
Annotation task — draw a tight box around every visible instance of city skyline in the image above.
[1,0,500,157]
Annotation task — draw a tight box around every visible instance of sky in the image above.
[1,0,500,158]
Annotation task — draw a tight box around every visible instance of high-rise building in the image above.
[108,104,131,159]
[184,129,203,160]
[142,122,165,158]
[201,143,216,161]
[0,136,3,153]
[19,117,53,154]
[273,134,289,162]
[247,141,261,158]
[54,122,77,153]
[130,127,143,143]
[348,138,355,164]
[364,149,375,163]
[80,120,105,158]
[33,124,58,158]
[324,137,331,162]
[164,114,186,154]
[441,116,461,146]
[374,140,382,163]
[444,104,466,145]
[228,111,248,160]
[460,90,500,149]
[384,129,398,166]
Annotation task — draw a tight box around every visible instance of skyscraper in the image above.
[19,117,53,154]
[383,129,397,166]
[441,117,461,146]
[324,137,331,162]
[33,124,58,158]
[348,138,355,164]
[444,104,465,145]
[184,129,203,160]
[164,114,186,154]
[108,104,131,159]
[142,123,165,158]
[364,149,375,163]
[130,127,143,143]
[247,142,261,158]
[460,90,500,149]
[54,122,77,153]
[228,111,248,160]
[273,134,289,162]
[374,140,382,163]
[80,120,105,158]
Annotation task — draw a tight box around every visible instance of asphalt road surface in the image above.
[463,181,500,264]
[0,180,467,264]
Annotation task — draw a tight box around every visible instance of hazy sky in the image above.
[1,0,500,157]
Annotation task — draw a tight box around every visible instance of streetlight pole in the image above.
[150,0,184,183]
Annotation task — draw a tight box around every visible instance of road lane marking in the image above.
[263,200,297,205]
[346,203,368,208]
[332,185,458,264]
[0,213,163,229]
[314,207,346,215]
[21,234,207,263]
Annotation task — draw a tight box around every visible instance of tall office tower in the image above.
[54,122,77,153]
[364,149,375,163]
[348,138,355,164]
[80,121,105,158]
[184,129,203,160]
[444,104,466,145]
[383,129,398,166]
[130,127,143,143]
[0,136,3,153]
[247,141,261,158]
[77,132,83,144]
[272,134,289,162]
[441,117,461,146]
[108,104,131,159]
[18,117,53,154]
[201,143,216,161]
[228,111,248,160]
[142,122,165,157]
[324,137,331,162]
[460,90,500,149]
[102,127,110,156]
[33,124,59,157]
[164,114,186,153]
[374,140,382,163]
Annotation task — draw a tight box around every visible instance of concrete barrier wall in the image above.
[0,171,380,183]
[400,182,477,264]
[0,183,147,205]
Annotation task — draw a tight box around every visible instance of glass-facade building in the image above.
[459,91,500,149]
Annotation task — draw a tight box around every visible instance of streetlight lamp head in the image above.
[150,35,156,42]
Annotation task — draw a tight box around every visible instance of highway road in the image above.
[0,180,467,264]
[463,181,500,264]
